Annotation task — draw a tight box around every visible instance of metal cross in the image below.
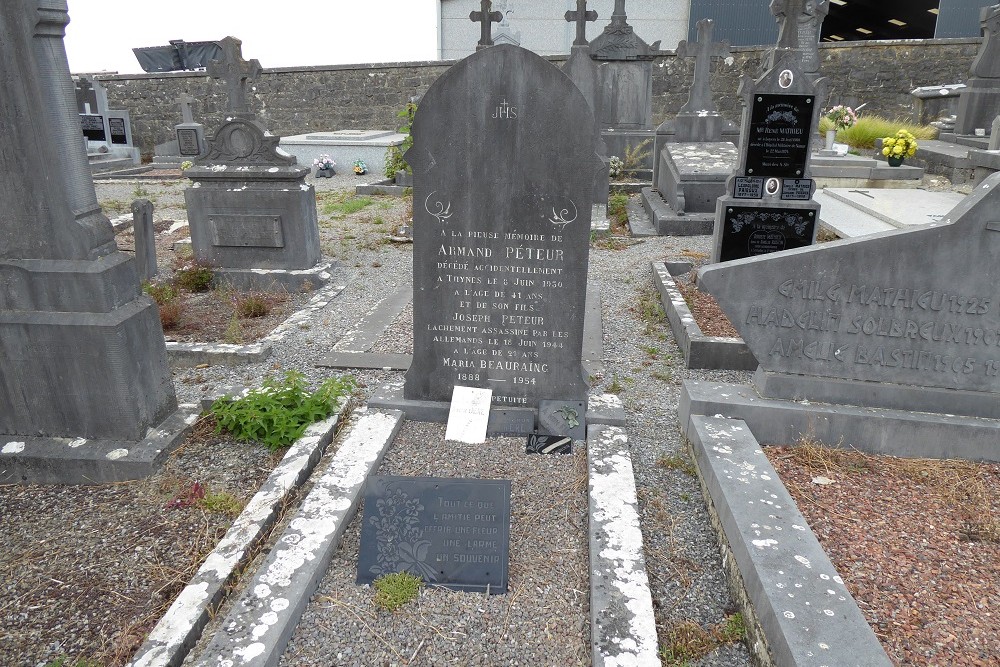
[677,19,730,113]
[470,0,503,51]
[564,0,598,47]
[207,36,262,114]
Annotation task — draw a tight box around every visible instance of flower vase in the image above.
[886,156,904,167]
[825,129,837,151]
[316,167,334,178]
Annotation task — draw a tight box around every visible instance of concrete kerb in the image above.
[588,424,660,667]
[126,398,353,667]
[165,281,347,368]
[652,262,758,371]
[191,408,404,667]
[685,415,893,667]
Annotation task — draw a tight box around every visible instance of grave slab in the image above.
[821,188,965,229]
[812,189,895,239]
[280,130,407,177]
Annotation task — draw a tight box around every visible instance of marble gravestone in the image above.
[562,0,609,216]
[953,4,1000,138]
[402,44,600,412]
[588,0,660,175]
[643,18,739,236]
[689,172,1000,459]
[710,1,828,263]
[184,36,325,291]
[0,1,177,472]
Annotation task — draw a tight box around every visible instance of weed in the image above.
[211,371,354,450]
[652,369,673,382]
[372,216,385,225]
[143,281,177,306]
[658,453,698,478]
[222,315,243,344]
[607,376,625,394]
[100,199,131,215]
[373,571,423,611]
[641,345,660,357]
[233,291,274,319]
[679,492,691,502]
[322,194,375,218]
[199,491,244,517]
[608,192,629,233]
[680,249,709,261]
[158,299,184,330]
[718,612,747,643]
[635,287,666,335]
[44,657,103,667]
[173,260,214,292]
[622,138,652,179]
[660,620,716,664]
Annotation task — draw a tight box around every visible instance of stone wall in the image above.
[98,38,981,157]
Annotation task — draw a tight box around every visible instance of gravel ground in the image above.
[4,174,763,666]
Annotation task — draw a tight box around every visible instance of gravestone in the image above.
[589,0,661,174]
[0,1,177,470]
[154,93,207,166]
[402,43,599,412]
[131,199,157,281]
[72,75,139,167]
[762,0,829,75]
[953,4,1000,137]
[689,172,1000,458]
[184,36,326,291]
[562,0,609,217]
[358,476,511,593]
[710,3,828,263]
[969,114,1000,184]
[643,18,739,235]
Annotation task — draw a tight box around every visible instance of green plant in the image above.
[641,345,660,358]
[384,101,418,178]
[622,138,652,178]
[635,287,666,335]
[658,453,697,478]
[173,260,214,292]
[321,193,374,218]
[132,182,151,199]
[233,290,273,319]
[384,146,407,180]
[373,571,423,611]
[607,376,625,394]
[44,657,103,667]
[222,315,243,344]
[100,198,130,215]
[199,491,243,517]
[818,114,936,149]
[660,620,717,665]
[881,128,918,160]
[211,371,354,450]
[143,281,177,306]
[718,612,747,643]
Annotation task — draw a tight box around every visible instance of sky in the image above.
[64,0,439,75]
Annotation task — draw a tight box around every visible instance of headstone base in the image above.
[953,79,1000,137]
[210,260,336,292]
[185,167,322,271]
[680,379,1000,463]
[0,405,198,485]
[640,187,715,236]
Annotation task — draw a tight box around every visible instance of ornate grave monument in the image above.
[642,18,739,235]
[589,0,660,175]
[183,37,326,290]
[0,0,182,484]
[710,0,828,262]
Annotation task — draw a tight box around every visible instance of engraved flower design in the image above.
[367,487,438,582]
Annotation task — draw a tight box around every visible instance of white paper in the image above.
[444,386,493,444]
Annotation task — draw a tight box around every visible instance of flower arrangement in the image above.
[180,160,193,170]
[881,129,918,160]
[608,155,624,179]
[313,154,335,171]
[825,105,858,131]
[353,159,368,175]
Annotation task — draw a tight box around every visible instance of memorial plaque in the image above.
[780,178,813,201]
[357,476,511,594]
[208,214,284,247]
[526,434,572,454]
[718,205,816,263]
[177,127,202,156]
[108,117,128,145]
[80,114,106,142]
[734,176,764,200]
[404,44,598,409]
[444,386,492,444]
[745,94,813,178]
[486,407,536,436]
[537,399,586,440]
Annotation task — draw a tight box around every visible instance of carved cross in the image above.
[470,0,503,51]
[677,19,730,113]
[207,36,262,114]
[970,4,1000,79]
[177,93,196,124]
[770,0,807,50]
[565,0,598,47]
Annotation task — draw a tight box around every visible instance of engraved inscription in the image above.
[209,214,284,247]
[746,94,812,178]
[491,98,518,120]
[177,128,202,156]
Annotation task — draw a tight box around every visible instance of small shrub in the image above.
[143,281,177,305]
[818,114,937,149]
[211,371,355,450]
[234,291,273,319]
[373,571,423,611]
[199,491,243,517]
[158,299,183,330]
[222,316,243,344]
[622,138,652,178]
[385,146,407,179]
[173,260,214,292]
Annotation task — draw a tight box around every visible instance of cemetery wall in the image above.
[98,38,981,158]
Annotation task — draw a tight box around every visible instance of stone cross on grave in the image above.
[677,18,730,113]
[770,0,808,51]
[177,92,196,124]
[970,4,1000,79]
[207,36,262,114]
[565,0,598,48]
[469,0,503,51]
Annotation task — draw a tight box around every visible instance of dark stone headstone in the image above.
[954,5,1000,136]
[108,116,128,145]
[131,199,157,281]
[403,44,599,409]
[0,1,176,444]
[710,36,828,262]
[357,476,511,594]
[176,126,204,156]
[80,114,106,142]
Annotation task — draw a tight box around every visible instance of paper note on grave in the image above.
[445,386,493,443]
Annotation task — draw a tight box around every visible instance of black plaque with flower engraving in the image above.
[718,205,816,262]
[357,476,511,594]
[745,94,813,178]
